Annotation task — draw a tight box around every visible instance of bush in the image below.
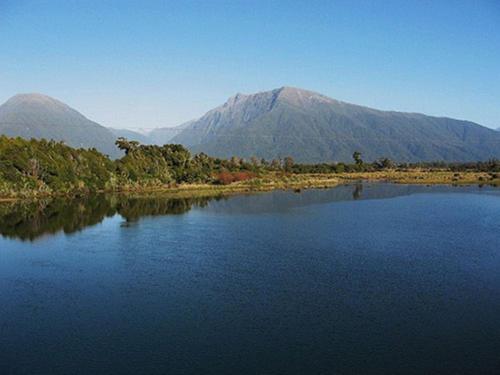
[215,171,255,185]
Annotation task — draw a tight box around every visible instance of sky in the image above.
[0,0,499,130]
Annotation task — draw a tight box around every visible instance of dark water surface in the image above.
[1,184,500,374]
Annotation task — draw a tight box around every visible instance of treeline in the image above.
[0,136,277,196]
[289,157,500,174]
[0,135,499,197]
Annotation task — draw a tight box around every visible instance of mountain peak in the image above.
[276,86,310,94]
[273,86,336,106]
[5,93,69,110]
[221,86,337,110]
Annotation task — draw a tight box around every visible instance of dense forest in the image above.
[0,135,499,198]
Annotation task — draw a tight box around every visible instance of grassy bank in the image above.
[340,170,500,186]
[100,173,341,199]
[1,136,498,201]
[0,173,340,201]
[2,170,499,203]
[151,170,497,200]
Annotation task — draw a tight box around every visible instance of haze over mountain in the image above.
[170,87,500,163]
[148,120,193,145]
[0,93,121,158]
[109,124,189,145]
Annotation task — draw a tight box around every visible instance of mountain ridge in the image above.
[170,87,500,162]
[1,89,499,163]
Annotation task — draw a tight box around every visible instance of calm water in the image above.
[1,184,500,374]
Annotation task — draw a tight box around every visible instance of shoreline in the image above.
[0,171,498,202]
[0,174,340,203]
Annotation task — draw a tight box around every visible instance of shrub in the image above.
[215,171,255,185]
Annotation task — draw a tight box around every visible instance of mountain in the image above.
[0,93,121,158]
[108,122,191,145]
[109,128,151,144]
[171,87,500,163]
[148,121,194,145]
[2,90,498,163]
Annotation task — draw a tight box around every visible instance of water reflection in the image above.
[352,183,363,200]
[0,195,214,241]
[0,183,497,241]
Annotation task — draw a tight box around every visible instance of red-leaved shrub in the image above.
[215,171,255,185]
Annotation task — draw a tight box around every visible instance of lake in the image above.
[1,183,500,374]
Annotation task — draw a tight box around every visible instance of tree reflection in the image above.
[352,183,363,200]
[0,194,213,241]
[1,183,487,241]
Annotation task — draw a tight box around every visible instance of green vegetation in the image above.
[0,135,114,197]
[0,137,499,199]
[0,136,317,198]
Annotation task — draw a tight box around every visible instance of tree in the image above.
[352,151,363,166]
[115,138,139,155]
[229,156,242,170]
[375,157,395,170]
[27,158,42,179]
[283,156,294,172]
[250,156,260,168]
[270,159,281,170]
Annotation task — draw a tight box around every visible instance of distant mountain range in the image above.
[1,88,499,162]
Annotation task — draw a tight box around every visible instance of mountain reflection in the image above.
[0,183,496,241]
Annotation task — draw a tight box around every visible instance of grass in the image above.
[340,169,500,186]
[1,170,498,202]
[117,173,342,198]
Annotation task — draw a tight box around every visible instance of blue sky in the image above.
[1,0,499,129]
